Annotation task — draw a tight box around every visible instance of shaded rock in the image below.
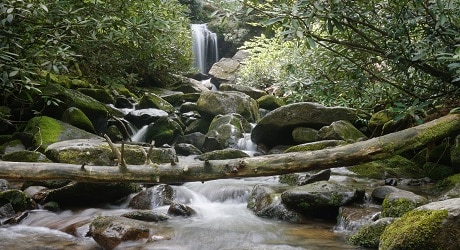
[380,198,460,250]
[129,184,174,210]
[368,110,413,136]
[174,143,202,156]
[348,217,396,248]
[2,150,51,162]
[137,93,176,113]
[0,139,26,155]
[0,179,9,192]
[115,95,136,109]
[197,148,249,161]
[291,127,318,144]
[124,108,168,128]
[23,116,101,152]
[349,155,425,180]
[219,83,267,100]
[204,113,252,151]
[0,190,37,212]
[257,95,285,111]
[381,189,428,217]
[451,134,460,172]
[61,107,96,134]
[281,181,365,219]
[45,138,177,165]
[251,102,359,148]
[121,210,169,222]
[77,88,115,104]
[371,186,400,203]
[170,77,210,94]
[196,91,259,123]
[297,169,332,186]
[284,140,347,153]
[317,120,367,142]
[39,83,108,135]
[183,132,206,151]
[43,201,60,212]
[140,117,183,147]
[184,118,211,135]
[168,202,196,217]
[423,162,455,181]
[247,185,303,222]
[0,202,15,219]
[42,182,141,206]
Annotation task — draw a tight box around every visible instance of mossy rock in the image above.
[2,150,51,162]
[257,95,285,110]
[143,117,184,147]
[61,107,96,134]
[349,155,425,179]
[348,217,396,248]
[0,190,37,212]
[450,134,460,172]
[137,93,176,113]
[39,71,92,89]
[423,162,455,181]
[317,120,368,142]
[369,110,414,136]
[23,116,101,152]
[379,209,449,250]
[291,127,318,144]
[381,190,428,217]
[0,139,25,155]
[285,140,347,153]
[197,148,249,161]
[77,88,115,104]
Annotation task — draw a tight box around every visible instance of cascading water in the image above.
[191,24,219,74]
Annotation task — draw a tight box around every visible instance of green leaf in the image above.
[40,4,48,12]
[265,17,284,26]
[7,14,13,23]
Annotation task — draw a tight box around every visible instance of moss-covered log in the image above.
[0,113,459,183]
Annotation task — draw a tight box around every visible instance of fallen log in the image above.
[0,112,459,183]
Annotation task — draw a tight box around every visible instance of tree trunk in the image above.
[1,113,459,183]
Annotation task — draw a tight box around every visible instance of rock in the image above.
[349,155,425,179]
[174,143,202,156]
[183,132,206,151]
[251,102,359,148]
[208,57,240,86]
[297,169,332,186]
[115,95,136,109]
[39,83,108,135]
[2,150,51,162]
[61,107,96,134]
[23,116,101,152]
[121,210,169,222]
[140,117,183,147]
[129,184,174,210]
[170,77,210,94]
[0,179,9,192]
[168,202,196,217]
[219,83,267,100]
[317,120,367,142]
[196,91,259,123]
[281,181,365,219]
[291,127,318,144]
[0,139,26,155]
[184,118,211,135]
[337,205,382,232]
[348,217,396,248]
[0,190,37,212]
[368,110,413,136]
[0,202,15,220]
[77,88,115,104]
[137,93,176,113]
[371,186,400,203]
[45,138,177,165]
[257,95,285,111]
[197,148,250,161]
[204,113,252,151]
[247,185,303,222]
[89,216,162,249]
[284,140,347,153]
[451,134,460,172]
[42,182,141,206]
[381,189,428,217]
[422,162,455,181]
[43,201,60,211]
[379,198,460,250]
[124,108,168,128]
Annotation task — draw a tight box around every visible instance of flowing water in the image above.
[0,176,362,250]
[191,24,219,74]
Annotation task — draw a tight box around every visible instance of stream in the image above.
[0,173,365,249]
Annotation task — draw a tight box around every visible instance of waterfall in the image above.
[191,24,219,74]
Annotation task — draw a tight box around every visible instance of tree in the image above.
[241,0,460,107]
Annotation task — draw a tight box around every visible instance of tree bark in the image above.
[0,113,459,183]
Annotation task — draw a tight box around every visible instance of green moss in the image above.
[349,222,390,248]
[61,107,96,134]
[380,210,448,250]
[349,155,425,179]
[285,140,347,153]
[382,198,418,217]
[0,190,36,212]
[24,116,63,151]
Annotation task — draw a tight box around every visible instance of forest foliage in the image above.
[238,0,460,110]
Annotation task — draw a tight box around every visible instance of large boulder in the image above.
[23,116,101,152]
[196,91,259,122]
[317,120,367,142]
[281,181,365,219]
[381,189,428,217]
[208,57,240,87]
[45,138,177,165]
[137,93,176,113]
[204,113,252,151]
[251,102,359,148]
[219,83,267,100]
[128,184,174,210]
[61,107,96,134]
[124,108,168,128]
[138,117,184,147]
[379,198,460,250]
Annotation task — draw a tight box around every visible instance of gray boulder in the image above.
[317,120,367,142]
[251,102,359,148]
[196,91,259,122]
[281,181,365,218]
[219,83,267,100]
[208,57,240,86]
[204,113,252,151]
[129,184,174,210]
[125,108,168,128]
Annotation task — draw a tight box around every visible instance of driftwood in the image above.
[0,112,459,183]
